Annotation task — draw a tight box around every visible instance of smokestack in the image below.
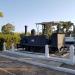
[25,25,27,35]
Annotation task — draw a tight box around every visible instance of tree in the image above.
[55,21,74,34]
[72,25,75,37]
[43,21,74,37]
[0,33,21,50]
[1,23,15,34]
[61,21,74,33]
[0,12,3,17]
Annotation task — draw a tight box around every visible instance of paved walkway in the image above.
[0,51,74,75]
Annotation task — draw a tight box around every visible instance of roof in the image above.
[36,21,73,26]
[36,21,60,26]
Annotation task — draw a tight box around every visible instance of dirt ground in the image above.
[0,57,74,75]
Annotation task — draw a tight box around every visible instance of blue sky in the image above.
[0,0,75,32]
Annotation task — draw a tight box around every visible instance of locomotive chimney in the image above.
[25,25,27,35]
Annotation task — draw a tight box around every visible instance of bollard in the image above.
[11,43,15,51]
[69,45,74,61]
[3,42,6,51]
[45,45,49,57]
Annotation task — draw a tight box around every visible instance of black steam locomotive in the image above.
[19,22,65,53]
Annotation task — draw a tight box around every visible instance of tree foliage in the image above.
[42,21,74,37]
[0,33,21,50]
[72,25,75,36]
[59,21,74,33]
[1,23,15,34]
[0,12,3,17]
[43,24,52,37]
[20,32,30,38]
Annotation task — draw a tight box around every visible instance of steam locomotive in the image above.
[19,22,73,53]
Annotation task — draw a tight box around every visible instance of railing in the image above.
[3,42,75,65]
[45,44,75,65]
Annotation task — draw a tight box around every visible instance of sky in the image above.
[0,0,75,32]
